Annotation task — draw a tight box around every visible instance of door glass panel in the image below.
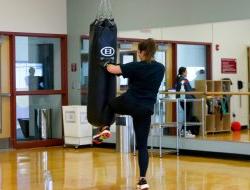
[15,36,61,91]
[119,51,137,91]
[177,44,206,87]
[16,95,62,141]
[80,39,89,105]
[155,50,166,91]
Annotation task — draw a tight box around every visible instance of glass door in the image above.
[13,34,68,148]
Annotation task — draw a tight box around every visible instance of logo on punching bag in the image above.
[100,47,115,57]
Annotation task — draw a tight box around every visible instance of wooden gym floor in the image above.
[0,147,250,190]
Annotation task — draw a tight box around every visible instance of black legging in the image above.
[104,94,152,177]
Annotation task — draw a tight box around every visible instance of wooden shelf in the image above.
[195,80,231,135]
[207,130,231,134]
[215,115,223,131]
[223,115,231,131]
[206,115,215,132]
[206,80,213,92]
[214,81,222,92]
[222,80,231,92]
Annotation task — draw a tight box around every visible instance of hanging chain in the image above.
[96,0,113,20]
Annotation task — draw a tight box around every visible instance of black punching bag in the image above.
[87,18,117,126]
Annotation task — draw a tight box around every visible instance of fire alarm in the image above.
[215,44,220,51]
[71,63,77,72]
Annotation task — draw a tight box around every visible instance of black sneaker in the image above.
[92,126,112,144]
[137,178,149,190]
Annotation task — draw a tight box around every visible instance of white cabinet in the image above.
[62,106,92,148]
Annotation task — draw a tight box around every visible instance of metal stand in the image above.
[149,97,205,158]
[180,98,205,138]
[158,98,180,157]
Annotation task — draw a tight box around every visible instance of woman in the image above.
[175,67,194,98]
[93,38,165,190]
[175,67,196,138]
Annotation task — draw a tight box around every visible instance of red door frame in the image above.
[0,31,68,148]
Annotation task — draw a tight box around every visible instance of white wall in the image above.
[0,0,67,34]
[118,28,162,39]
[212,20,250,125]
[68,0,250,33]
[162,24,213,43]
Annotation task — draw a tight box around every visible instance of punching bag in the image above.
[87,16,117,126]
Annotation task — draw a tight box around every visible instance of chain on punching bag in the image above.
[87,0,117,126]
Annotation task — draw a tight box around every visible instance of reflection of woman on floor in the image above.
[175,67,196,138]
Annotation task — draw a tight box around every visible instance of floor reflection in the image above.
[0,147,249,189]
[199,129,250,142]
